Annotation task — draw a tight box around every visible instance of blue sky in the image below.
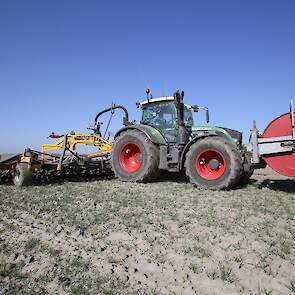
[0,0,295,153]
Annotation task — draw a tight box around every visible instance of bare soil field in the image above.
[0,169,294,295]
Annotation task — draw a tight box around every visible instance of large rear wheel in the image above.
[185,137,242,190]
[111,130,160,183]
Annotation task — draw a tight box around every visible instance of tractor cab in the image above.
[140,96,194,143]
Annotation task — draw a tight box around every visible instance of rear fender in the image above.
[114,125,167,145]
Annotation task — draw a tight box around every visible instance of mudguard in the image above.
[114,124,167,145]
[180,126,238,169]
[190,126,235,143]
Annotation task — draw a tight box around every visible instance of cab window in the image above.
[141,101,177,142]
[184,106,194,128]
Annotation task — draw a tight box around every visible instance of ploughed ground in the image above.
[0,168,294,294]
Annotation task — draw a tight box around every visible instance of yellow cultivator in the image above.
[0,105,130,186]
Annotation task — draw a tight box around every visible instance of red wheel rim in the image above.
[119,143,142,173]
[195,149,226,180]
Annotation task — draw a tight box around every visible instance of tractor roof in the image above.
[140,96,174,106]
[140,96,192,109]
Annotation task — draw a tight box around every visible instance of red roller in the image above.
[262,112,295,177]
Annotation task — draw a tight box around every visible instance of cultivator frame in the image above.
[0,104,131,186]
[0,133,113,186]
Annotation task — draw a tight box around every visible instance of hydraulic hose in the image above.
[94,104,130,127]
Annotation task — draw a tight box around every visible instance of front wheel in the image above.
[185,137,242,190]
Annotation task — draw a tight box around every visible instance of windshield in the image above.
[142,102,176,127]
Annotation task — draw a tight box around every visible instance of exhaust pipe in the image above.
[174,91,189,145]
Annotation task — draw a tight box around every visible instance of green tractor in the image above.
[111,90,251,190]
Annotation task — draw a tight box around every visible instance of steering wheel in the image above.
[154,117,165,126]
[165,119,174,127]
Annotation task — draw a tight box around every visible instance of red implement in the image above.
[262,112,295,177]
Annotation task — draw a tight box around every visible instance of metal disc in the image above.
[262,112,295,177]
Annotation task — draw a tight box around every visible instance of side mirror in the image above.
[206,108,210,124]
[192,105,200,112]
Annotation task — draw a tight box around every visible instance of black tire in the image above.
[111,130,160,183]
[185,136,242,190]
[12,163,33,186]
